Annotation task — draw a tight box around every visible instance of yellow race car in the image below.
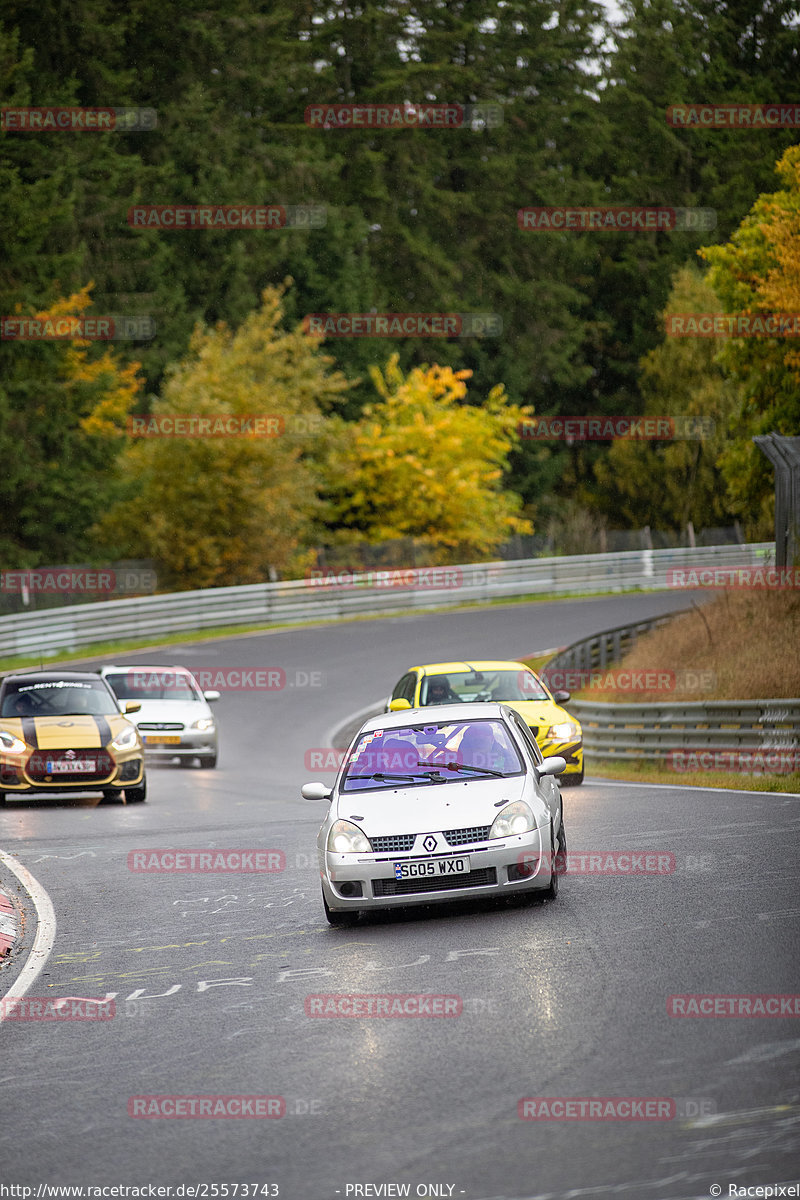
[0,671,147,804]
[386,659,583,785]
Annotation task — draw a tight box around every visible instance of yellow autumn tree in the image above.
[95,285,350,588]
[700,143,800,531]
[322,355,532,560]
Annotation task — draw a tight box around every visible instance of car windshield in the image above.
[420,668,549,704]
[104,670,201,701]
[340,718,524,792]
[0,680,119,718]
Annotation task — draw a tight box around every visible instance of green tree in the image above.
[701,144,800,535]
[591,265,741,531]
[95,286,350,588]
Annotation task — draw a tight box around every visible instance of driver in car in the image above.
[457,723,515,772]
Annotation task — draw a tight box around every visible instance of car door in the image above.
[508,709,560,819]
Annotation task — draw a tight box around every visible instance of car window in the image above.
[104,670,201,701]
[0,680,119,717]
[391,673,416,703]
[340,718,523,791]
[420,668,548,704]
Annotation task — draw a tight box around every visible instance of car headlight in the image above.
[489,800,535,839]
[327,820,372,854]
[0,730,26,755]
[111,726,139,752]
[192,718,215,731]
[547,721,580,741]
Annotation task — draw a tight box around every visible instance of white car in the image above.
[302,702,567,925]
[99,665,220,768]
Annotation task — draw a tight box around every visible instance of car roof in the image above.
[406,660,532,674]
[2,670,111,684]
[99,664,193,673]
[360,701,509,733]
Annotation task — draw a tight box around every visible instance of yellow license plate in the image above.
[144,735,181,745]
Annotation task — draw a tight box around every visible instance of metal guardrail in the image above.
[570,698,800,764]
[541,610,692,675]
[0,541,773,661]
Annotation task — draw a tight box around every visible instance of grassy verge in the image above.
[0,584,656,673]
[585,758,800,793]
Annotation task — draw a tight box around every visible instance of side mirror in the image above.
[203,691,221,702]
[389,698,412,711]
[301,781,332,801]
[124,701,141,714]
[538,755,567,777]
[552,690,571,703]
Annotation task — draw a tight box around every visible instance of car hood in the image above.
[335,774,539,836]
[127,700,211,723]
[1,714,132,749]
[500,700,575,728]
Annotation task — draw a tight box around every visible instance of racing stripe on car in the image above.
[93,716,112,746]
[21,717,38,749]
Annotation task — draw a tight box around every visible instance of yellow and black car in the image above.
[0,671,146,804]
[387,659,583,785]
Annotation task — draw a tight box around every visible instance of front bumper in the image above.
[539,736,583,775]
[321,823,555,912]
[0,749,144,796]
[140,730,217,760]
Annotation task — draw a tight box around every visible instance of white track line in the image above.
[0,849,57,1029]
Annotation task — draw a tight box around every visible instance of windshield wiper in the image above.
[417,759,505,778]
[358,771,447,784]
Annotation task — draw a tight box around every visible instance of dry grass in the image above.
[571,589,800,702]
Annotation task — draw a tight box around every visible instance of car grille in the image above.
[370,833,417,853]
[138,723,185,731]
[442,825,492,847]
[27,750,114,782]
[372,868,498,897]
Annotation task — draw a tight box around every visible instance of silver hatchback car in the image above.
[99,665,220,768]
[302,702,566,925]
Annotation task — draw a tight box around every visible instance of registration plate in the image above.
[144,735,181,745]
[394,856,470,880]
[46,759,96,774]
